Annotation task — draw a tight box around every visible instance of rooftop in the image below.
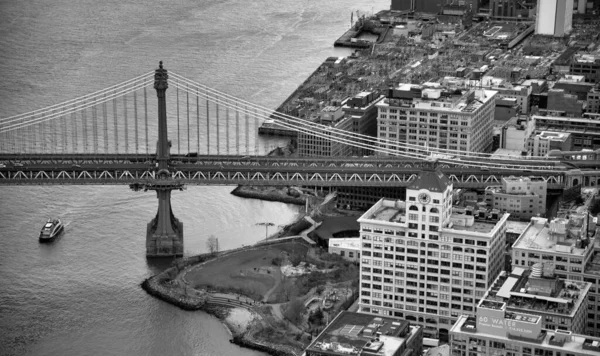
[379,87,497,113]
[359,198,507,236]
[329,237,361,251]
[407,169,450,193]
[452,316,600,355]
[512,217,591,256]
[481,268,591,318]
[305,311,418,356]
[537,131,571,142]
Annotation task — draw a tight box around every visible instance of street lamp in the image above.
[256,222,275,240]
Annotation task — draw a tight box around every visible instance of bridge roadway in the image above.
[0,154,578,189]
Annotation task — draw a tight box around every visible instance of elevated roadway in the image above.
[0,154,578,189]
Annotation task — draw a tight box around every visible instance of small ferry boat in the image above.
[39,218,64,242]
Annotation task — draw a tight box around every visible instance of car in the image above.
[0,163,6,168]
[72,164,81,168]
[14,163,24,167]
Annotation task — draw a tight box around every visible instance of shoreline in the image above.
[141,260,297,356]
[231,185,307,206]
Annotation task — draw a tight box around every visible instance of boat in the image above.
[39,218,64,242]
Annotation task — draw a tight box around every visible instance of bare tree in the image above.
[206,235,219,255]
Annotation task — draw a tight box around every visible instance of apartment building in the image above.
[450,267,598,356]
[485,176,547,221]
[357,169,508,341]
[297,92,384,157]
[511,215,600,336]
[527,131,572,156]
[570,53,600,84]
[377,85,497,154]
[587,87,600,113]
[533,115,600,150]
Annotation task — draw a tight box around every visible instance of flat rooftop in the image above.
[329,238,361,251]
[452,316,600,355]
[305,311,416,356]
[360,199,505,235]
[483,269,591,318]
[512,217,589,256]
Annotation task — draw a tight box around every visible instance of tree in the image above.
[284,297,305,324]
[206,235,219,254]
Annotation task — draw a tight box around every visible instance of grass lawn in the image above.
[185,242,308,299]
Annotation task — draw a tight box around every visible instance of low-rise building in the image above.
[587,87,600,113]
[304,311,423,356]
[545,89,585,117]
[485,176,547,221]
[570,53,600,84]
[511,214,600,336]
[533,115,600,150]
[499,116,535,152]
[483,266,591,333]
[494,97,520,123]
[297,92,384,157]
[527,131,573,156]
[450,268,598,356]
[328,238,361,262]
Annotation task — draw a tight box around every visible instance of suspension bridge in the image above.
[0,62,598,257]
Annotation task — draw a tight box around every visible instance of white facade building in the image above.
[535,0,574,37]
[328,238,361,262]
[377,86,497,154]
[358,169,508,340]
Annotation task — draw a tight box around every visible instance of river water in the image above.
[0,0,388,355]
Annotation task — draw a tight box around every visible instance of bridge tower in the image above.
[141,62,184,257]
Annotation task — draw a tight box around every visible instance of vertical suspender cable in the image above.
[41,112,45,153]
[123,94,128,153]
[62,114,67,154]
[113,95,118,153]
[206,92,210,154]
[82,103,87,154]
[93,98,98,155]
[236,102,239,155]
[255,108,259,155]
[245,105,249,155]
[187,83,190,154]
[216,96,220,155]
[73,104,78,153]
[177,80,180,155]
[134,84,139,155]
[225,98,229,155]
[51,109,58,153]
[144,86,148,155]
[196,88,200,155]
[103,99,108,153]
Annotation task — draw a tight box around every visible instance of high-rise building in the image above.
[511,216,600,336]
[490,0,518,18]
[450,266,597,356]
[535,0,574,37]
[357,169,508,340]
[376,85,497,154]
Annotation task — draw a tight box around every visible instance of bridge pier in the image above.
[146,187,183,257]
